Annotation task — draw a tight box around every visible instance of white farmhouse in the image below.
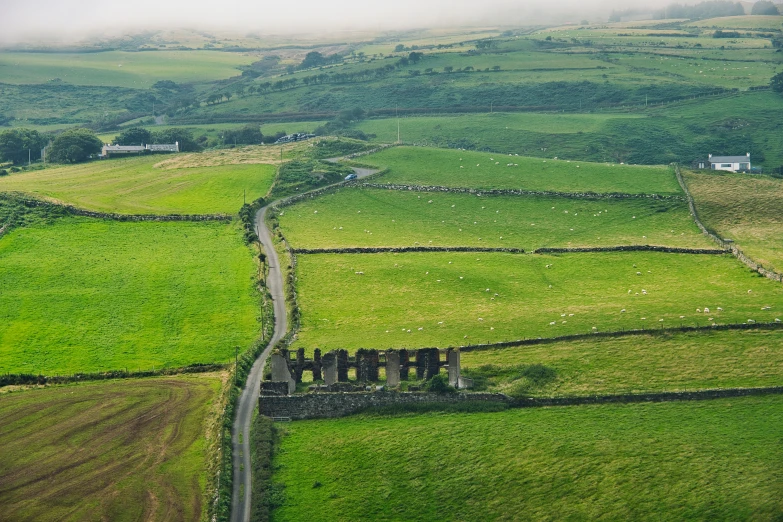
[703,153,751,173]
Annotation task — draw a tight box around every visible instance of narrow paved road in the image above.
[230,165,376,522]
[230,205,287,522]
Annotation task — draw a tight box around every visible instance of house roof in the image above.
[103,145,145,152]
[147,143,178,151]
[710,155,750,163]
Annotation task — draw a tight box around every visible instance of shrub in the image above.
[426,373,456,394]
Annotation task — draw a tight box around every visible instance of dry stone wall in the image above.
[259,386,783,420]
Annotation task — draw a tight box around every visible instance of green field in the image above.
[0,374,223,521]
[685,169,783,273]
[689,15,783,30]
[459,328,783,397]
[276,187,711,250]
[358,112,646,141]
[271,395,783,521]
[0,50,254,88]
[360,147,682,195]
[0,156,275,215]
[291,251,783,352]
[0,218,259,374]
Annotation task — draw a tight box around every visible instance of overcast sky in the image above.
[1,0,670,43]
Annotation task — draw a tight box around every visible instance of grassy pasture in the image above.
[0,374,224,521]
[276,187,712,250]
[460,328,783,397]
[291,251,783,353]
[610,54,778,89]
[271,395,783,521]
[0,50,254,88]
[684,169,783,273]
[361,147,681,195]
[0,219,259,375]
[689,15,783,30]
[0,155,276,215]
[357,112,646,140]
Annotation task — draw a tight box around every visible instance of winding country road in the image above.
[230,165,377,522]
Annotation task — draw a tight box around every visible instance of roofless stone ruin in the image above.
[261,347,471,396]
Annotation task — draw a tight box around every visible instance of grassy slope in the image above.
[0,219,259,374]
[360,147,681,195]
[291,251,783,352]
[0,374,223,522]
[0,156,276,215]
[0,50,253,88]
[684,169,783,273]
[272,396,783,521]
[459,329,783,396]
[276,187,712,250]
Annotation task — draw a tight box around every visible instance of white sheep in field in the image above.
[704,307,710,313]
[748,319,756,324]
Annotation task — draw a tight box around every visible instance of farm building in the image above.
[694,153,751,173]
[101,142,179,157]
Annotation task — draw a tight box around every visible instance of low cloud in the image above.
[0,0,670,44]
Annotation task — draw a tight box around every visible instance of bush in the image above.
[426,373,456,394]
[0,169,7,176]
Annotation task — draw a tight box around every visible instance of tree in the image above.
[0,128,47,164]
[48,129,102,164]
[222,124,263,145]
[444,66,454,73]
[408,51,424,64]
[394,44,406,52]
[751,0,779,14]
[771,71,783,92]
[151,128,200,152]
[114,127,151,146]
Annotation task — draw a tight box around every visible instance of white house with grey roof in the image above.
[700,153,751,173]
[101,142,179,157]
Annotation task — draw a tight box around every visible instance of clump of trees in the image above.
[610,0,744,21]
[297,51,343,71]
[751,0,780,15]
[0,129,48,165]
[771,71,783,92]
[48,129,103,164]
[114,127,151,146]
[222,124,263,146]
[112,127,200,152]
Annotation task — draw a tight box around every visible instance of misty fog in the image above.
[0,0,673,44]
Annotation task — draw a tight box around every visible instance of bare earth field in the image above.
[0,374,226,522]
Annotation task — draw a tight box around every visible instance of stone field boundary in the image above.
[259,385,783,420]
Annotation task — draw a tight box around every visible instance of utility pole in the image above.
[235,346,239,386]
[396,106,401,144]
[28,149,31,165]
[243,189,246,206]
